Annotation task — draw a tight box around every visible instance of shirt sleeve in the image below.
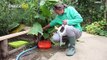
[49,17,57,27]
[67,7,83,25]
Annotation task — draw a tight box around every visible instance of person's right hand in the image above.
[43,27,46,30]
[63,20,67,25]
[43,24,50,30]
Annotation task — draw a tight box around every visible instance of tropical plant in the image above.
[27,0,59,39]
[0,0,59,38]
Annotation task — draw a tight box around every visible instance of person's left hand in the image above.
[63,20,67,25]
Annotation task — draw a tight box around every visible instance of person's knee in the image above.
[66,25,74,31]
[66,31,75,37]
[66,26,76,37]
[52,33,60,41]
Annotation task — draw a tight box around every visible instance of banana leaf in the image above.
[8,22,19,31]
[10,24,25,33]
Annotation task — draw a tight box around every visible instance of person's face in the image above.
[54,9,64,15]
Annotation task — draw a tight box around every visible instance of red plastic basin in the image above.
[38,40,51,49]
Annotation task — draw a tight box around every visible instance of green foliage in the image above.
[43,27,57,39]
[8,22,20,31]
[0,0,19,35]
[86,20,107,36]
[28,22,43,36]
[1,0,106,38]
[27,0,58,38]
[78,0,105,21]
[10,24,25,33]
[0,0,58,36]
[63,0,105,24]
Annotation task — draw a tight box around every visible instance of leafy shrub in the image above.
[0,0,58,36]
[85,20,107,36]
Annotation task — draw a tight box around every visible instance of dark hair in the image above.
[53,3,67,10]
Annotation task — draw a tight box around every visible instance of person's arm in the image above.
[43,16,58,30]
[67,7,83,25]
[43,24,50,30]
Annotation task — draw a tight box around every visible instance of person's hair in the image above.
[53,3,67,10]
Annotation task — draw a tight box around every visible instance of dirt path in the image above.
[49,32,107,60]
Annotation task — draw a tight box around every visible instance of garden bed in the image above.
[6,34,65,60]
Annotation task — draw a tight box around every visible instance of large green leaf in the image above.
[40,5,51,17]
[28,22,43,36]
[34,14,45,20]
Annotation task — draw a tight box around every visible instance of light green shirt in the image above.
[50,6,83,31]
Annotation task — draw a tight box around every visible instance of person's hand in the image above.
[63,20,67,25]
[43,24,50,30]
[43,27,46,30]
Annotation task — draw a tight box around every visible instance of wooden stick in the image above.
[0,41,3,59]
[0,40,8,59]
[1,40,8,57]
[0,30,29,41]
